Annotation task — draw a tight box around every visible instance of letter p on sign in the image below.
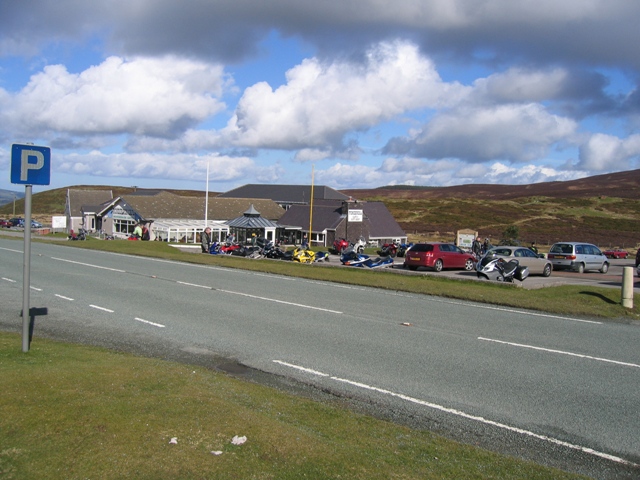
[11,144,51,185]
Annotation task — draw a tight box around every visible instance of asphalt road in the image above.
[1,238,639,479]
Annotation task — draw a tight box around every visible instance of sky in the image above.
[1,1,640,194]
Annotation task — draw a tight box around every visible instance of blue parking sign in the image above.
[11,144,51,185]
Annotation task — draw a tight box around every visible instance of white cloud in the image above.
[472,68,570,104]
[578,133,640,170]
[395,103,577,162]
[222,41,467,150]
[1,56,227,140]
[484,162,586,184]
[56,151,255,182]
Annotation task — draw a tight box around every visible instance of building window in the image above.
[114,219,136,234]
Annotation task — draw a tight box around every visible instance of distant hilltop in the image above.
[0,189,24,207]
[341,168,640,200]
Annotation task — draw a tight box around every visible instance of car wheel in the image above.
[434,259,443,272]
[357,247,364,254]
[577,263,585,274]
[542,264,552,277]
[464,259,474,271]
[408,265,417,271]
[600,262,609,274]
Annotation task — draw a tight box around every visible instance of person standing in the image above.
[201,227,212,253]
[529,241,539,254]
[472,236,482,257]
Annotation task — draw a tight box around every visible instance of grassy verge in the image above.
[20,233,640,320]
[0,332,585,479]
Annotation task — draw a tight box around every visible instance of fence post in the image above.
[621,267,634,309]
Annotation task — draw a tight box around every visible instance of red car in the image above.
[403,242,476,272]
[602,248,629,259]
[0,219,11,228]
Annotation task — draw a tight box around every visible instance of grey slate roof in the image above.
[67,189,113,216]
[278,201,405,238]
[362,202,406,238]
[278,204,342,231]
[218,184,349,204]
[115,191,284,221]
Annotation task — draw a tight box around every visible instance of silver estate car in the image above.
[485,246,552,277]
[547,242,609,273]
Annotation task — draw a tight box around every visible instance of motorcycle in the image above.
[331,236,367,254]
[220,242,241,254]
[208,242,224,254]
[340,246,370,266]
[476,253,529,282]
[264,243,287,259]
[69,228,87,241]
[362,256,394,268]
[341,247,394,268]
[396,242,413,257]
[293,247,330,263]
[330,238,350,254]
[378,242,398,257]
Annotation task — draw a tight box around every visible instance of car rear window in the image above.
[411,244,433,253]
[550,244,573,254]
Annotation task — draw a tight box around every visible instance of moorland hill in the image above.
[341,169,640,248]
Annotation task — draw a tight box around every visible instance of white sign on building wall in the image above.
[348,209,363,222]
[111,204,137,221]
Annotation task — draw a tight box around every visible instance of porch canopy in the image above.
[226,204,281,244]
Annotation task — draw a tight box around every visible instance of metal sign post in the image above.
[10,143,51,352]
[22,185,33,352]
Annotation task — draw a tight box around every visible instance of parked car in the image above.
[403,242,476,272]
[30,220,43,228]
[9,217,24,227]
[0,219,11,228]
[547,242,609,273]
[635,247,640,267]
[602,248,629,259]
[484,246,552,277]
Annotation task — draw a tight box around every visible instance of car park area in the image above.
[387,256,639,291]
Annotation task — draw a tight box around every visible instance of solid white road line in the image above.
[273,360,330,377]
[273,360,638,467]
[478,337,640,368]
[2,277,16,282]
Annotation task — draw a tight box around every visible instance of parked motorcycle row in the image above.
[207,239,330,264]
[206,236,531,282]
[378,241,413,258]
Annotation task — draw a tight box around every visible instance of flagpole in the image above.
[205,160,209,227]
[309,164,314,246]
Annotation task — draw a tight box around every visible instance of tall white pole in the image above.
[204,160,209,227]
[309,165,314,246]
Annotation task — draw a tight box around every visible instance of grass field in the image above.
[0,331,586,479]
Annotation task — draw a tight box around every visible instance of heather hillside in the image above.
[342,169,640,249]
